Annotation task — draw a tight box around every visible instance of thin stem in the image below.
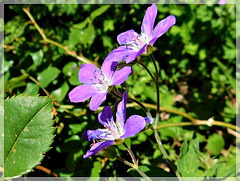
[36,165,58,177]
[126,102,239,132]
[23,7,94,65]
[116,156,152,181]
[110,88,154,123]
[127,97,148,113]
[149,53,160,126]
[154,129,183,180]
[148,54,182,180]
[121,144,152,181]
[137,60,155,81]
[116,156,136,168]
[21,71,52,99]
[123,142,137,165]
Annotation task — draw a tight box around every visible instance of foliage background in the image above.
[4,3,237,178]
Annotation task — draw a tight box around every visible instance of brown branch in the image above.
[36,165,58,177]
[23,7,95,65]
[126,102,239,132]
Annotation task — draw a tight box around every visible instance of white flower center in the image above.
[125,33,149,51]
[90,70,111,93]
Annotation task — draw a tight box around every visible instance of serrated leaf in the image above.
[4,95,55,177]
[177,137,199,177]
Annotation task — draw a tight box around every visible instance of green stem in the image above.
[116,156,152,181]
[23,7,94,65]
[154,129,183,180]
[148,54,182,180]
[122,143,152,181]
[149,54,160,126]
[110,88,154,123]
[137,60,155,81]
[123,142,137,165]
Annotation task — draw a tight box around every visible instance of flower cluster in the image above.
[68,4,176,158]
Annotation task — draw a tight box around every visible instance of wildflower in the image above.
[68,61,132,111]
[83,92,146,158]
[105,4,176,64]
[218,0,227,5]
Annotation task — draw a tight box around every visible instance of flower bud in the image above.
[146,44,153,55]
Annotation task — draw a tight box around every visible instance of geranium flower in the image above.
[105,3,176,64]
[218,0,227,5]
[68,61,132,111]
[83,92,146,158]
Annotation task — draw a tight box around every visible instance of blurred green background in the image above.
[4,3,237,177]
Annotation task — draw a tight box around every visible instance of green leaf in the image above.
[37,67,60,87]
[206,133,225,156]
[62,62,78,77]
[89,161,101,177]
[90,5,110,21]
[213,57,236,92]
[4,95,55,177]
[30,50,43,66]
[22,82,40,96]
[177,137,199,177]
[69,67,80,86]
[51,81,69,102]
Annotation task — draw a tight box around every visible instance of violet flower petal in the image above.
[101,60,118,80]
[78,64,101,84]
[141,3,158,40]
[104,46,128,63]
[116,92,127,135]
[111,66,132,85]
[68,84,98,103]
[150,15,176,45]
[218,0,227,5]
[98,106,114,127]
[83,140,114,158]
[86,129,115,141]
[121,115,146,138]
[117,29,139,45]
[89,91,108,111]
[125,51,138,64]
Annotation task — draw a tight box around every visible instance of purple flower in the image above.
[83,92,146,158]
[68,61,132,111]
[105,4,176,64]
[218,0,227,5]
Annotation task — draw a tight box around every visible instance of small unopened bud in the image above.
[146,44,153,55]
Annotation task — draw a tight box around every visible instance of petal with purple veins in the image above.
[101,60,118,81]
[111,66,132,85]
[86,129,115,141]
[121,115,146,138]
[141,3,158,40]
[98,106,114,126]
[117,29,139,45]
[68,84,98,103]
[150,15,176,45]
[116,92,127,136]
[83,140,114,158]
[78,64,101,84]
[89,91,108,111]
